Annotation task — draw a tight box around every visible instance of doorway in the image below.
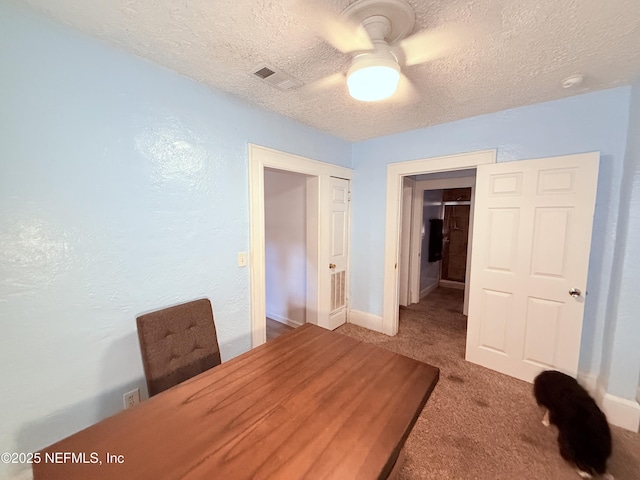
[398,173,478,319]
[398,181,473,342]
[248,145,353,347]
[387,150,600,386]
[383,149,496,336]
[264,168,309,339]
[440,187,471,288]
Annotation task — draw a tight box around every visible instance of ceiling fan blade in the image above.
[297,1,373,53]
[321,14,373,53]
[399,25,468,66]
[392,73,418,105]
[305,72,346,93]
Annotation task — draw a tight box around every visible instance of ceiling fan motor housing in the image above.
[341,0,416,45]
[342,0,416,102]
[348,47,400,75]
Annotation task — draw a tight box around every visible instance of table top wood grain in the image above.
[33,324,439,479]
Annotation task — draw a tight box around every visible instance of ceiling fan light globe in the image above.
[347,57,401,102]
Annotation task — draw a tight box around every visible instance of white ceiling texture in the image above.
[15,0,640,142]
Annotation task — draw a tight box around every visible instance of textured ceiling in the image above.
[15,0,640,142]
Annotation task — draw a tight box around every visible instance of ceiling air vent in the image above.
[254,66,275,79]
[250,64,303,91]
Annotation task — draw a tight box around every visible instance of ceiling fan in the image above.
[307,0,466,102]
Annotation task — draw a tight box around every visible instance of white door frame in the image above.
[399,177,415,306]
[382,150,496,335]
[409,185,428,305]
[248,144,353,347]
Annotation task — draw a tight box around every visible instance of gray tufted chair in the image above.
[136,298,221,397]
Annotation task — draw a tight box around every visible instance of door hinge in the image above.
[348,191,351,202]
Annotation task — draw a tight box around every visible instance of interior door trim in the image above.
[382,149,497,336]
[248,144,353,347]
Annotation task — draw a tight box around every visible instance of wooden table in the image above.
[34,324,439,479]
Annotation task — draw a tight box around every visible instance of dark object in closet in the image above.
[428,219,443,262]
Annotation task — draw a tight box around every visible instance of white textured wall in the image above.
[0,4,350,479]
[264,169,307,326]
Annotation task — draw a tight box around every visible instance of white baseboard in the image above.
[266,312,303,328]
[420,282,438,299]
[348,309,384,333]
[577,373,598,393]
[578,373,640,432]
[600,392,640,432]
[439,279,465,290]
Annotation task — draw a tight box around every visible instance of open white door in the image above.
[321,176,350,330]
[466,152,599,382]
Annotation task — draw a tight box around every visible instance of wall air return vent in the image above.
[250,64,303,91]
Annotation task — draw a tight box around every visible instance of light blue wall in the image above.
[601,79,640,399]
[0,3,350,477]
[350,88,631,385]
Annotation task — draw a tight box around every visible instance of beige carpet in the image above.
[336,288,640,480]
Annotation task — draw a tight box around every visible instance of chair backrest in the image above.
[136,298,221,397]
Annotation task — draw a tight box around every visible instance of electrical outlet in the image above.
[123,388,140,409]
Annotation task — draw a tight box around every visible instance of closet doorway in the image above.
[264,168,309,339]
[248,144,354,347]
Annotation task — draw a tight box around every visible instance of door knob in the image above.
[329,263,336,269]
[569,288,582,298]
